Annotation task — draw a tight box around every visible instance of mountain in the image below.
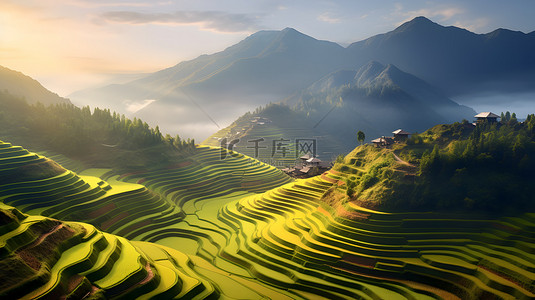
[70,17,535,140]
[204,62,475,159]
[0,66,70,105]
[70,28,348,140]
[292,61,475,140]
[202,103,349,165]
[347,16,535,95]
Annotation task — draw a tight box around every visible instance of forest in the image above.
[388,114,535,213]
[0,90,195,157]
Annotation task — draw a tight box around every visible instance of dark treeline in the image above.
[0,90,195,155]
[388,115,535,213]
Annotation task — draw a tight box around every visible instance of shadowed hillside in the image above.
[347,16,535,95]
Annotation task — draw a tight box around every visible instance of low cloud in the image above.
[124,99,157,113]
[98,10,260,32]
[453,18,490,33]
[318,12,341,24]
[392,3,465,25]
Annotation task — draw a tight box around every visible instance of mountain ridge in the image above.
[69,16,534,139]
[204,62,476,160]
[0,66,70,105]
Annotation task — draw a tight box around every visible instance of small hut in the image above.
[371,137,394,148]
[299,154,312,161]
[306,157,322,167]
[392,129,410,141]
[474,112,500,123]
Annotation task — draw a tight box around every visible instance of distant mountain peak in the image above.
[408,16,434,24]
[484,27,527,39]
[354,61,386,86]
[394,16,442,33]
[276,27,316,42]
[281,27,298,33]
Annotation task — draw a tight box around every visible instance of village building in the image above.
[299,154,312,161]
[474,112,500,123]
[306,157,322,166]
[392,129,410,141]
[371,128,412,148]
[371,136,394,148]
[283,155,331,178]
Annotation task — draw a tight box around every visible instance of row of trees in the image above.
[0,91,195,155]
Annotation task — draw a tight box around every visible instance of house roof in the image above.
[306,157,322,163]
[392,129,410,135]
[371,137,393,144]
[300,167,311,173]
[299,154,312,160]
[474,112,500,118]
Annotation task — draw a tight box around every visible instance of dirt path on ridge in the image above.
[392,152,415,167]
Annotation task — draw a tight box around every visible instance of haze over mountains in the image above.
[0,66,70,106]
[203,61,475,156]
[69,16,535,140]
[293,61,476,135]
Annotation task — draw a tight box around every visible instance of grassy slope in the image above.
[329,120,535,213]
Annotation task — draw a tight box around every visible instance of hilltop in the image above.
[289,61,475,139]
[327,115,535,214]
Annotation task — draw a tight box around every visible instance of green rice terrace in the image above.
[203,104,347,168]
[2,118,535,299]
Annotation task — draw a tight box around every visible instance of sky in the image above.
[1,0,534,96]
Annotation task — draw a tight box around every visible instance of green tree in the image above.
[357,131,365,145]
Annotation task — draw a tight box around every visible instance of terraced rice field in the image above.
[2,139,535,299]
[0,142,184,239]
[0,203,215,299]
[203,117,347,167]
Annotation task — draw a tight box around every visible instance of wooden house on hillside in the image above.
[306,157,322,167]
[299,154,312,161]
[392,129,410,141]
[371,136,394,148]
[283,155,331,178]
[475,112,500,123]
